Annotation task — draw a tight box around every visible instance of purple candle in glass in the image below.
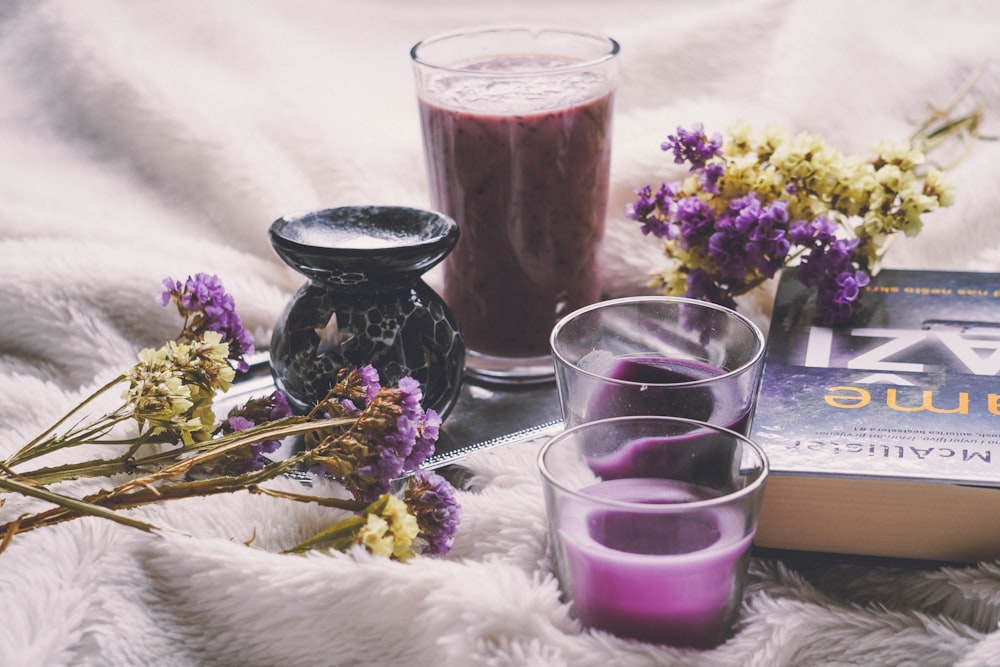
[550,297,765,431]
[559,478,753,647]
[539,416,768,648]
[587,355,751,433]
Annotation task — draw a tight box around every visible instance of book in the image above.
[749,268,1000,564]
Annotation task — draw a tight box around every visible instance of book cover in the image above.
[749,268,1000,563]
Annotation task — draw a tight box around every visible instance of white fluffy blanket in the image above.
[4,1,1000,665]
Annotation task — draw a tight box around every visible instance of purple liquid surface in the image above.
[558,477,752,648]
[418,67,614,358]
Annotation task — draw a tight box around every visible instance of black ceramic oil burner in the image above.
[269,206,465,418]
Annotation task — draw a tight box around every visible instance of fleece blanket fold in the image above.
[3,1,1000,664]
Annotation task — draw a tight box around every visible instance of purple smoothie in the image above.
[418,59,614,358]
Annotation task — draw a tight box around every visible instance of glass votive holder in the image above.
[550,296,765,431]
[538,415,769,648]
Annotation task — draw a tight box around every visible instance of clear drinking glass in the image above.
[411,26,619,385]
[550,296,766,430]
[538,415,769,648]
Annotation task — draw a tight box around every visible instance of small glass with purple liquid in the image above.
[549,296,766,431]
[538,415,769,648]
[543,296,768,646]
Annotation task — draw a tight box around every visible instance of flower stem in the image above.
[283,514,366,554]
[0,454,363,543]
[11,415,354,487]
[112,415,354,491]
[0,414,361,542]
[910,62,993,169]
[0,475,161,544]
[3,373,129,468]
[910,61,988,142]
[249,485,365,512]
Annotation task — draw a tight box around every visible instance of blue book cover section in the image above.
[750,269,1000,485]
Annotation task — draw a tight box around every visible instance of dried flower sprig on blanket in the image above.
[627,71,988,325]
[0,273,460,560]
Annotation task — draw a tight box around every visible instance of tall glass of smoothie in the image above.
[411,27,619,384]
[538,415,769,647]
[550,296,766,430]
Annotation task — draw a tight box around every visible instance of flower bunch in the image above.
[627,122,961,324]
[0,273,460,561]
[162,273,256,372]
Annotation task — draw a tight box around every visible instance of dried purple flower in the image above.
[218,390,294,471]
[662,123,723,170]
[161,273,255,371]
[351,375,436,501]
[306,368,442,504]
[404,470,461,556]
[627,124,938,325]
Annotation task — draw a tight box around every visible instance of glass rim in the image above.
[549,295,766,388]
[409,25,620,75]
[537,415,770,512]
